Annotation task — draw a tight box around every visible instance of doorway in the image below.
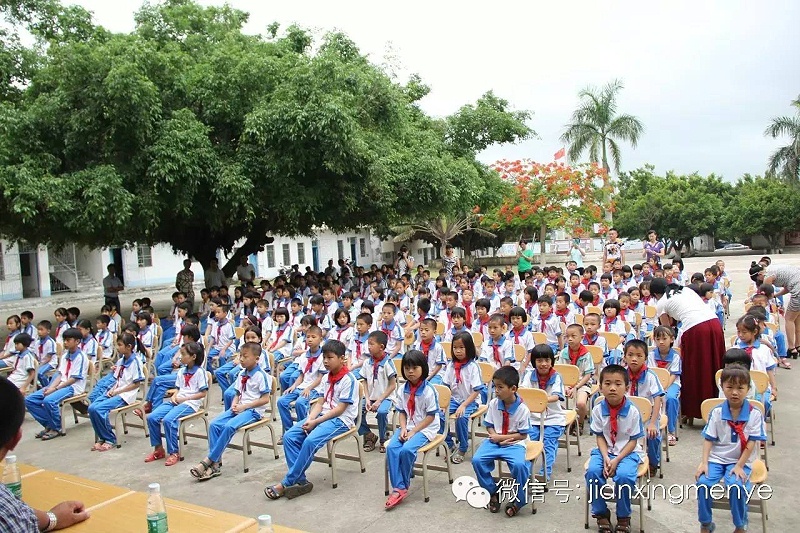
[349,238,357,266]
[17,243,40,298]
[110,247,124,285]
[311,239,320,272]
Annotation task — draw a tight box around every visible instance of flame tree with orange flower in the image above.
[482,159,612,265]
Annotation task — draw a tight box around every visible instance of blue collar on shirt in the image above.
[381,320,396,330]
[243,365,261,378]
[498,393,523,415]
[600,398,634,417]
[536,370,558,388]
[356,332,370,343]
[736,339,761,350]
[403,380,428,396]
[307,347,322,360]
[66,349,81,361]
[488,334,507,346]
[451,326,467,335]
[654,348,675,364]
[371,354,390,367]
[119,354,135,368]
[721,400,752,422]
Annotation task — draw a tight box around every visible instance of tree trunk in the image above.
[220,235,272,278]
[539,220,547,266]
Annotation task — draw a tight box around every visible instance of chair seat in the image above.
[564,410,577,426]
[590,384,598,396]
[179,409,206,423]
[525,440,544,461]
[241,418,273,432]
[111,400,141,414]
[419,433,446,454]
[61,393,88,404]
[750,460,768,484]
[331,426,358,443]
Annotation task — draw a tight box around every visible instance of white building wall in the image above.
[75,246,106,282]
[0,240,23,301]
[120,244,204,289]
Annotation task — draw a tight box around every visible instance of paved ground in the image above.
[9,253,798,532]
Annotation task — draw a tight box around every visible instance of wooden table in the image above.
[21,470,134,512]
[15,462,44,478]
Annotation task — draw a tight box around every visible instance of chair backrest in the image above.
[234,327,245,339]
[404,330,415,348]
[513,344,527,363]
[200,371,212,411]
[517,387,548,416]
[433,383,452,411]
[471,332,484,349]
[56,342,64,357]
[353,381,366,429]
[650,367,671,390]
[268,352,275,374]
[440,341,452,361]
[531,332,547,345]
[405,313,414,325]
[599,332,622,350]
[634,312,642,328]
[554,363,581,388]
[765,321,778,333]
[268,375,278,414]
[644,305,657,319]
[436,322,445,336]
[750,370,769,395]
[628,395,652,424]
[586,345,604,366]
[477,362,496,386]
[701,398,724,422]
[574,314,584,325]
[587,306,602,316]
[393,359,404,382]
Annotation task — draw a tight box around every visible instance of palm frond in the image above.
[764,116,800,139]
[607,138,622,174]
[608,114,645,147]
[767,145,800,181]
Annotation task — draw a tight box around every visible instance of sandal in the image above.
[41,430,61,441]
[778,359,792,369]
[488,492,501,513]
[451,450,465,464]
[285,481,313,499]
[594,512,612,533]
[700,522,716,533]
[96,442,115,452]
[91,442,105,451]
[145,449,167,463]
[190,459,212,479]
[197,462,221,482]
[384,488,408,510]
[379,442,386,453]
[164,454,180,467]
[264,484,284,500]
[35,429,49,439]
[363,432,377,452]
[504,504,520,517]
[615,516,631,532]
[668,434,677,446]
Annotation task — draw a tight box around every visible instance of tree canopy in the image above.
[0,0,531,273]
[764,94,800,182]
[725,174,800,250]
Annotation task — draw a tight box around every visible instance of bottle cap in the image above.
[6,455,16,463]
[148,483,160,492]
[258,514,272,525]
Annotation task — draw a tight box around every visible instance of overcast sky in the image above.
[71,0,800,181]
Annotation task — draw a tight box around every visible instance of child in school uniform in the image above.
[277,326,327,435]
[696,365,766,533]
[582,313,609,370]
[207,305,235,372]
[602,300,630,362]
[265,339,359,500]
[624,339,665,477]
[734,315,777,416]
[222,327,269,410]
[648,326,681,446]
[508,307,534,370]
[359,330,397,453]
[20,311,35,338]
[377,303,404,358]
[136,312,155,359]
[586,364,646,533]
[471,366,531,517]
[479,314,514,370]
[76,319,98,365]
[146,341,208,466]
[25,328,89,441]
[442,307,470,342]
[384,349,441,509]
[443,331,485,464]
[414,318,446,384]
[328,309,353,346]
[556,324,595,434]
[87,333,145,451]
[554,293,576,327]
[6,333,36,392]
[348,313,372,378]
[34,320,58,387]
[53,308,70,344]
[530,296,563,354]
[190,342,271,481]
[95,315,114,355]
[521,344,566,481]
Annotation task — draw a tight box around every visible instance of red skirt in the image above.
[679,319,725,420]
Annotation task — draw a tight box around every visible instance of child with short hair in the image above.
[95,315,114,355]
[277,326,326,434]
[733,315,777,416]
[348,313,372,377]
[696,365,766,533]
[385,349,441,509]
[624,339,665,477]
[479,314,514,371]
[25,328,89,440]
[472,365,532,517]
[20,311,35,337]
[265,339,359,500]
[191,342,271,481]
[414,318,446,384]
[378,303,404,358]
[34,320,57,387]
[359,331,397,453]
[443,331,485,464]
[586,364,645,533]
[556,324,594,434]
[6,333,36,392]
[207,305,235,371]
[648,326,681,446]
[530,296,563,353]
[554,293,576,326]
[582,314,609,369]
[471,298,492,339]
[66,307,81,327]
[508,307,534,370]
[0,315,22,362]
[87,332,146,451]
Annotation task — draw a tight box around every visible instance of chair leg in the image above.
[329,440,339,489]
[445,444,453,483]
[242,429,250,473]
[584,483,589,528]
[769,413,775,446]
[178,421,185,461]
[421,451,431,503]
[565,430,572,473]
[356,434,366,473]
[576,425,582,456]
[384,451,390,496]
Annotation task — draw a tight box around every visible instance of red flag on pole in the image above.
[554,147,566,160]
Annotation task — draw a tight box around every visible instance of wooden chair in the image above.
[587,305,602,316]
[513,344,527,364]
[750,370,775,446]
[312,382,367,488]
[440,342,452,361]
[586,346,604,397]
[644,305,657,320]
[599,332,623,351]
[403,330,416,350]
[531,332,547,345]
[174,371,213,461]
[471,331,484,349]
[574,313,584,325]
[60,364,98,433]
[553,364,583,471]
[384,384,453,503]
[234,327,245,339]
[108,366,150,446]
[700,398,770,533]
[583,395,651,533]
[650,366,678,462]
[435,322,445,336]
[226,375,280,473]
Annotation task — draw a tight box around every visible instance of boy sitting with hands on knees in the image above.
[556,324,595,435]
[359,331,397,453]
[624,339,665,477]
[277,326,327,439]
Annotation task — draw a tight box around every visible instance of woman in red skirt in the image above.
[650,278,725,422]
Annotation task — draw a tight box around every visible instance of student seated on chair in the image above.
[358,330,397,453]
[696,365,766,533]
[87,333,145,452]
[34,320,58,388]
[471,366,531,517]
[24,328,88,441]
[624,339,665,478]
[385,349,441,510]
[556,324,595,435]
[5,333,36,393]
[413,318,446,384]
[146,341,208,467]
[586,364,645,533]
[222,327,270,410]
[206,305,235,372]
[277,326,326,435]
[442,331,485,465]
[190,342,271,481]
[264,339,359,501]
[647,326,681,447]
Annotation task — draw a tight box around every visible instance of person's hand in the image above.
[454,404,466,418]
[604,457,618,478]
[300,388,311,398]
[647,421,658,439]
[565,386,574,398]
[602,455,613,477]
[232,403,244,414]
[369,401,379,412]
[106,389,116,398]
[695,462,708,481]
[731,465,749,482]
[489,433,506,443]
[42,387,54,396]
[399,428,408,442]
[50,501,89,529]
[302,418,317,432]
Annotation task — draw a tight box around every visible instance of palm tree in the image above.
[390,213,495,259]
[560,79,644,174]
[764,95,800,181]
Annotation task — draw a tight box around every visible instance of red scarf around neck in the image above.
[568,344,588,366]
[584,334,597,346]
[555,308,570,323]
[539,312,552,331]
[608,396,627,445]
[325,366,350,406]
[371,352,386,380]
[511,327,525,344]
[603,315,616,331]
[727,402,752,453]
[453,359,467,383]
[628,365,647,396]
[537,368,556,390]
[406,380,423,416]
[592,295,600,306]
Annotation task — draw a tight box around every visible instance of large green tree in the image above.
[726,175,800,251]
[560,79,644,174]
[764,95,800,181]
[0,0,531,275]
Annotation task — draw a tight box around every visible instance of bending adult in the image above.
[441,244,459,279]
[642,230,665,266]
[750,262,800,358]
[394,245,415,277]
[650,278,724,422]
[516,240,534,281]
[0,376,89,532]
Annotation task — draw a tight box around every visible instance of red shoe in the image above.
[145,449,166,463]
[143,402,152,414]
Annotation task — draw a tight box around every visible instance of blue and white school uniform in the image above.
[80,335,99,362]
[508,327,534,371]
[472,395,531,508]
[347,332,370,377]
[35,336,57,387]
[602,317,628,361]
[484,293,501,314]
[88,355,144,444]
[529,313,562,353]
[736,340,776,415]
[442,325,469,343]
[138,328,154,357]
[281,370,359,487]
[96,329,114,355]
[471,317,491,341]
[479,335,514,374]
[328,325,354,347]
[599,287,618,302]
[267,324,293,367]
[148,366,209,455]
[582,333,609,374]
[208,366,271,462]
[378,319,405,356]
[222,349,270,410]
[522,369,566,478]
[586,398,645,519]
[414,339,446,384]
[387,381,440,490]
[25,349,88,432]
[556,346,595,397]
[442,360,485,453]
[648,349,681,434]
[359,355,397,443]
[697,400,766,529]
[280,342,319,392]
[7,349,36,389]
[277,350,327,431]
[628,367,665,467]
[207,319,235,370]
[54,321,69,344]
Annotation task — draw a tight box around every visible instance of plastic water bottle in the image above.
[2,455,21,499]
[257,514,274,533]
[146,483,168,533]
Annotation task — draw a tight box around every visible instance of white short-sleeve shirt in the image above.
[234,366,271,416]
[413,339,446,377]
[483,395,531,447]
[58,349,89,394]
[377,320,405,354]
[320,372,359,428]
[702,400,766,466]
[296,349,327,393]
[35,337,57,366]
[647,349,681,387]
[8,350,36,388]
[628,369,665,420]
[522,369,566,426]
[529,313,562,345]
[479,335,515,369]
[442,360,484,404]
[109,355,145,405]
[590,398,645,459]
[362,355,397,401]
[174,366,209,412]
[267,324,293,359]
[394,380,441,441]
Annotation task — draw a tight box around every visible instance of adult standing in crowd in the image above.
[236,255,256,284]
[102,264,124,313]
[516,240,534,281]
[569,238,585,269]
[441,244,459,279]
[642,229,665,266]
[650,278,724,423]
[204,258,227,289]
[750,261,800,358]
[175,259,195,309]
[602,227,625,265]
[0,376,90,532]
[394,245,415,277]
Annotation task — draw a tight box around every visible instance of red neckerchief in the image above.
[609,397,626,445]
[511,326,525,344]
[453,359,467,383]
[570,285,580,296]
[478,316,489,335]
[568,345,588,366]
[492,341,501,365]
[183,368,195,387]
[116,359,126,380]
[381,320,395,337]
[325,366,350,407]
[336,325,351,341]
[269,325,288,350]
[727,403,752,453]
[239,372,250,390]
[355,335,367,359]
[537,368,556,390]
[654,350,670,368]
[502,408,510,434]
[642,296,652,305]
[584,334,598,346]
[592,295,600,306]
[628,365,647,396]
[371,352,386,381]
[555,308,570,323]
[464,305,473,328]
[64,352,74,377]
[420,339,433,356]
[525,303,535,316]
[539,312,552,331]
[304,349,321,373]
[603,315,616,332]
[406,380,423,416]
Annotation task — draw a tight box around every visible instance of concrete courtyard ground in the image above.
[8,253,798,532]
